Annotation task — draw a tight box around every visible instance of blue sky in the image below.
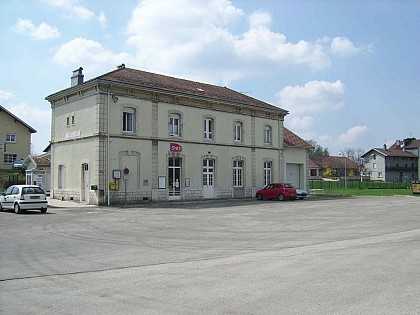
[1,0,419,156]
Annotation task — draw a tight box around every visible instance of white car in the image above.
[296,188,308,200]
[0,185,48,214]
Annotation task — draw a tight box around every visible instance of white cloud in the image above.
[72,6,95,20]
[288,116,314,130]
[53,37,133,72]
[12,19,60,40]
[0,90,13,102]
[41,0,106,24]
[276,80,345,115]
[124,0,336,84]
[330,37,362,56]
[338,125,369,144]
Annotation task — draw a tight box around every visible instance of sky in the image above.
[1,0,419,156]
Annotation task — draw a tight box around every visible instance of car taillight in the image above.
[20,193,25,200]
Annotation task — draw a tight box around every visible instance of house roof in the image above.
[362,148,416,158]
[389,138,420,150]
[308,159,320,169]
[284,128,312,148]
[47,65,288,115]
[315,156,359,169]
[0,104,37,133]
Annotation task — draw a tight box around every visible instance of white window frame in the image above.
[3,154,17,164]
[123,108,136,133]
[264,161,272,186]
[169,113,181,137]
[203,117,214,140]
[264,126,272,145]
[6,134,16,143]
[233,160,243,187]
[234,121,242,142]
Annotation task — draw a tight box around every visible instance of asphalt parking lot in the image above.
[1,196,419,314]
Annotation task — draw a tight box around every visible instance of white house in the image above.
[45,65,310,205]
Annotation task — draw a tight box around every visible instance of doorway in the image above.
[82,163,89,202]
[168,157,181,200]
[203,158,214,198]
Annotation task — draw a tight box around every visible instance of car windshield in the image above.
[22,187,45,194]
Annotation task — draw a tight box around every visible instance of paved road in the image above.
[1,196,419,314]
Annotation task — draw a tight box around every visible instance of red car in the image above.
[256,183,297,201]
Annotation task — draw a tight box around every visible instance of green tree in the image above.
[323,168,334,177]
[307,140,329,161]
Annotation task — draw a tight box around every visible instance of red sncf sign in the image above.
[170,143,182,152]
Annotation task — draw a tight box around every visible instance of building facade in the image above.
[362,141,419,182]
[0,105,36,170]
[46,66,309,205]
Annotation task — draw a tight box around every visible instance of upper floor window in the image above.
[123,108,136,133]
[264,126,272,145]
[203,117,214,140]
[6,134,16,142]
[169,113,181,137]
[234,121,243,142]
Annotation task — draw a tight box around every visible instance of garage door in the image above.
[286,163,300,188]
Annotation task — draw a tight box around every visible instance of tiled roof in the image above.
[315,156,359,169]
[0,104,37,133]
[389,138,420,150]
[32,156,51,166]
[308,159,320,169]
[94,66,288,114]
[368,148,416,158]
[284,128,312,148]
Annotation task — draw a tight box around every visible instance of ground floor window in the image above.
[203,159,214,186]
[233,160,243,187]
[3,154,17,164]
[264,161,272,186]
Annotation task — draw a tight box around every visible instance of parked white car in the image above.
[0,185,48,214]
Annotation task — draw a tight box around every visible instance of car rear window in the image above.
[284,183,294,188]
[22,187,45,194]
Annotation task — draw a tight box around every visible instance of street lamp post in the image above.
[339,152,347,189]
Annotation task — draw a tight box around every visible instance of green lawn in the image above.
[311,188,416,197]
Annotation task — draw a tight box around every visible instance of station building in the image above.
[46,65,311,205]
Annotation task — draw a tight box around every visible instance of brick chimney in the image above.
[71,67,84,87]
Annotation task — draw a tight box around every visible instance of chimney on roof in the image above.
[117,63,125,69]
[71,67,84,87]
[383,144,387,150]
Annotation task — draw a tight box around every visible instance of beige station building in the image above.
[45,65,311,205]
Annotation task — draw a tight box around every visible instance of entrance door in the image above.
[82,163,89,202]
[168,157,181,200]
[202,158,214,198]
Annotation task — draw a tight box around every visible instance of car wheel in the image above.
[256,194,263,200]
[278,194,285,201]
[14,203,23,214]
[40,208,47,214]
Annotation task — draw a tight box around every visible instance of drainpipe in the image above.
[106,86,111,206]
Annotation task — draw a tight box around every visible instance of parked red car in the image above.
[256,183,297,201]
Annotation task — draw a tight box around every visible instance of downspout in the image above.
[106,86,111,206]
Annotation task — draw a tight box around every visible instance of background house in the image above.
[362,139,419,182]
[0,105,36,170]
[22,145,51,194]
[45,65,310,205]
[315,156,359,179]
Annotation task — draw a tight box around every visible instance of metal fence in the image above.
[309,179,412,190]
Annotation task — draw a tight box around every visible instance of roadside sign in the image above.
[413,183,420,194]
